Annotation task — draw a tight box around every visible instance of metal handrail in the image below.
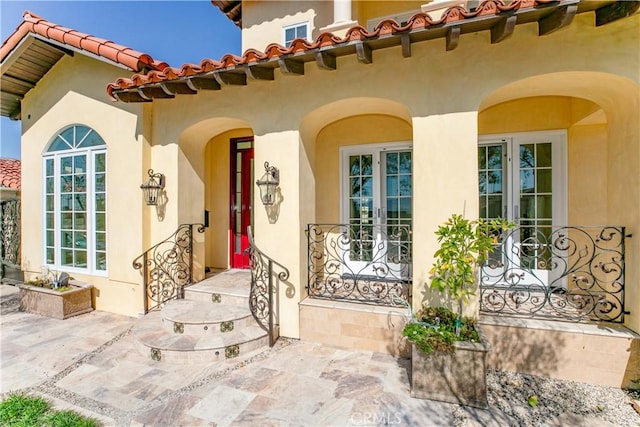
[133,223,204,313]
[247,226,290,346]
[480,225,628,323]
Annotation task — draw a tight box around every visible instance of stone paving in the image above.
[1,283,519,426]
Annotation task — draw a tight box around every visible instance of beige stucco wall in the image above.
[20,54,145,316]
[479,95,609,226]
[140,10,639,335]
[315,114,413,223]
[18,5,639,339]
[241,1,333,51]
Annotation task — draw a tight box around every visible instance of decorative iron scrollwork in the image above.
[0,199,20,270]
[480,226,627,323]
[306,224,412,307]
[247,226,290,347]
[132,224,205,313]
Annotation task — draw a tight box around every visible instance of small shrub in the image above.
[402,306,480,355]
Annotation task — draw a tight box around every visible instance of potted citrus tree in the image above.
[403,213,512,408]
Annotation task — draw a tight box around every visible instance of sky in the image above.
[0,0,242,159]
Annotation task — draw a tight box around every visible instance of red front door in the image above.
[230,138,254,269]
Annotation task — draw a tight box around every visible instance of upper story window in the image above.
[43,125,107,275]
[283,22,310,46]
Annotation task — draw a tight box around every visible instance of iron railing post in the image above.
[142,252,149,313]
[268,259,274,347]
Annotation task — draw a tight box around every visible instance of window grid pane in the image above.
[44,125,107,273]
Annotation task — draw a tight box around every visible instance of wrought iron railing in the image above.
[247,226,290,347]
[133,223,205,313]
[0,199,20,280]
[480,225,628,323]
[306,223,412,307]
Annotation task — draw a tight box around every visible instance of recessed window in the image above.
[43,125,107,274]
[283,22,310,46]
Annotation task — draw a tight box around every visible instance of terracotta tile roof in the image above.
[1,11,168,73]
[211,1,242,27]
[0,158,21,190]
[107,0,634,102]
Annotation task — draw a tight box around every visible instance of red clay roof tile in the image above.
[1,11,168,73]
[106,0,567,99]
[0,158,21,190]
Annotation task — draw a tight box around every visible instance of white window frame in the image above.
[42,126,107,276]
[339,141,412,226]
[282,21,311,46]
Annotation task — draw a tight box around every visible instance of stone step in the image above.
[132,311,269,364]
[184,269,251,307]
[160,300,255,336]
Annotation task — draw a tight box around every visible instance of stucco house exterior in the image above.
[2,0,638,388]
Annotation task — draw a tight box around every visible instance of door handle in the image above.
[514,205,520,222]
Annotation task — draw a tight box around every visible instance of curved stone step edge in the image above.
[132,327,269,364]
[160,313,257,336]
[184,288,249,307]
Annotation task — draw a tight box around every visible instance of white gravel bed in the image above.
[486,369,640,426]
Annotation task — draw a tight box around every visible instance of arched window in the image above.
[43,125,107,274]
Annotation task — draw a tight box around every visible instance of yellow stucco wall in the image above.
[241,1,332,51]
[315,114,413,223]
[20,54,145,316]
[19,7,640,336]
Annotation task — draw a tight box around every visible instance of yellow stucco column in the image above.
[412,111,479,316]
[254,130,313,339]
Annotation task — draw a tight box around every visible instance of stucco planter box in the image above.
[410,333,490,409]
[18,281,94,320]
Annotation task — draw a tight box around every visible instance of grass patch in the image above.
[0,393,100,427]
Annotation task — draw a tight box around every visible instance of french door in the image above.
[230,138,254,269]
[479,131,567,287]
[341,143,412,278]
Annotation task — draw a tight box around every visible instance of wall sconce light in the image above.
[256,162,279,206]
[140,169,165,206]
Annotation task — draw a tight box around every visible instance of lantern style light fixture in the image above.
[140,169,165,206]
[256,162,279,206]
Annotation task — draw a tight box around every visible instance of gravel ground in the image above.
[485,368,640,426]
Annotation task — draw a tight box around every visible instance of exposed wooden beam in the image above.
[139,86,174,99]
[401,33,411,58]
[278,58,305,75]
[244,65,275,80]
[355,42,373,64]
[596,1,640,27]
[446,26,460,51]
[113,90,151,103]
[2,74,36,89]
[187,77,221,91]
[161,81,197,95]
[315,50,336,70]
[539,4,578,36]
[9,105,21,120]
[0,89,25,99]
[213,71,247,86]
[491,15,517,44]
